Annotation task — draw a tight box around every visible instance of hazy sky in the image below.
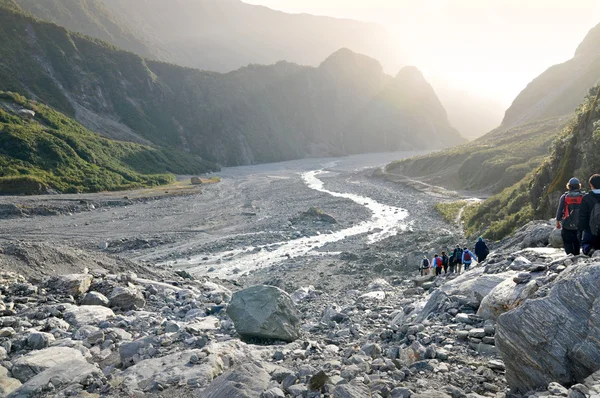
[243,0,600,105]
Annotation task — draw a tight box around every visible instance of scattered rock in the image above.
[227,285,300,342]
[109,286,146,310]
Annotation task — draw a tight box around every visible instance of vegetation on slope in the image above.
[0,92,216,194]
[386,117,565,194]
[463,87,600,240]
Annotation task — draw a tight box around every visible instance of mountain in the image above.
[0,3,464,167]
[13,0,503,141]
[14,0,399,73]
[0,91,217,194]
[502,22,600,129]
[464,86,600,239]
[386,22,600,195]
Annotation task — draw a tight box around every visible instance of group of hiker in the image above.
[419,239,488,276]
[555,174,600,257]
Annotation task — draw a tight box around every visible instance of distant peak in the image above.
[395,66,425,81]
[575,22,600,57]
[319,48,383,75]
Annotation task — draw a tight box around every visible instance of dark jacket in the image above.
[475,240,489,257]
[578,192,600,235]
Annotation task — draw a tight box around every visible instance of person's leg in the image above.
[562,229,576,255]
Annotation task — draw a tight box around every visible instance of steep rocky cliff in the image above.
[0,4,463,166]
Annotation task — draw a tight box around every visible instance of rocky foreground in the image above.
[0,220,599,398]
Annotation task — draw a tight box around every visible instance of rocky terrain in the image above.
[0,154,599,398]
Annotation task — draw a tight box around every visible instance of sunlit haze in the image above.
[243,0,600,106]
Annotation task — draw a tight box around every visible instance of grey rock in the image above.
[63,304,114,326]
[413,391,452,398]
[27,332,55,350]
[549,228,564,249]
[548,382,568,396]
[227,285,300,342]
[333,382,372,398]
[510,256,532,271]
[9,360,100,397]
[513,272,532,284]
[520,223,553,248]
[478,277,540,321]
[119,336,156,367]
[109,286,146,310]
[496,264,600,394]
[80,291,109,307]
[262,387,286,398]
[47,274,93,297]
[202,362,269,398]
[0,366,21,397]
[11,347,86,382]
[122,348,226,391]
[391,387,413,398]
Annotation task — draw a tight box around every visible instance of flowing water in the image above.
[165,168,409,279]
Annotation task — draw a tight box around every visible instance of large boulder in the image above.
[549,228,564,249]
[109,286,146,310]
[80,291,110,307]
[477,277,541,321]
[121,348,226,391]
[417,269,515,322]
[11,347,86,382]
[227,285,300,342]
[496,264,600,394]
[333,382,372,398]
[47,274,93,297]
[9,360,100,397]
[202,362,270,398]
[63,304,114,327]
[520,222,553,249]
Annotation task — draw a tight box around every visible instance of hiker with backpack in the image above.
[420,256,430,276]
[453,246,463,274]
[441,251,449,274]
[432,254,443,276]
[448,252,456,274]
[462,247,476,271]
[474,237,490,262]
[579,174,600,257]
[556,177,584,255]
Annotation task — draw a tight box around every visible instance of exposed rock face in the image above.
[496,264,600,393]
[202,362,270,398]
[227,285,301,342]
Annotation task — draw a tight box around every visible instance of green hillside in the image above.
[463,87,600,239]
[0,92,216,194]
[0,4,464,166]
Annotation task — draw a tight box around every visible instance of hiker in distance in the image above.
[579,174,600,256]
[462,247,476,271]
[432,254,443,276]
[441,251,449,274]
[420,255,430,276]
[556,177,584,255]
[453,246,463,275]
[474,237,490,263]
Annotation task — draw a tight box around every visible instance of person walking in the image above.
[448,252,456,274]
[556,177,584,255]
[579,174,600,256]
[453,245,463,274]
[433,254,443,276]
[462,247,476,271]
[474,237,490,262]
[441,251,449,274]
[420,256,430,276]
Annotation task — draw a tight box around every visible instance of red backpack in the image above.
[436,257,443,267]
[464,251,472,261]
